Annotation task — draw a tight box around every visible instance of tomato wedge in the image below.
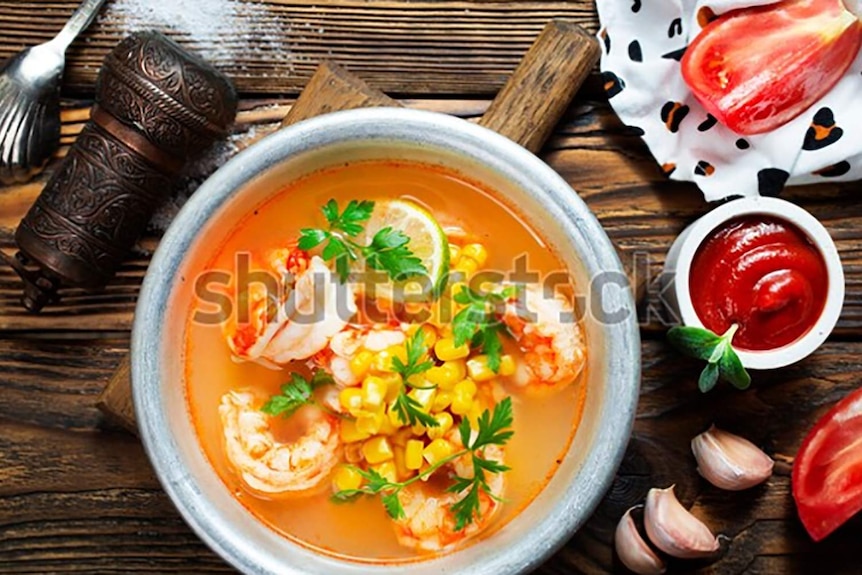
[681,0,862,135]
[792,386,862,541]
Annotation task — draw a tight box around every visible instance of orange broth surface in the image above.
[184,159,587,561]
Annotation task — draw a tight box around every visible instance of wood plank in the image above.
[1,336,860,572]
[0,0,598,96]
[1,99,861,335]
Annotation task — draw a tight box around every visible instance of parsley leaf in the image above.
[329,397,515,531]
[299,200,427,283]
[362,227,427,281]
[260,369,335,418]
[451,286,515,373]
[391,330,434,382]
[393,392,439,428]
[381,492,406,520]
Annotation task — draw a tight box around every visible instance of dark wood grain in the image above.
[0,0,597,96]
[2,337,861,572]
[2,100,861,335]
[2,2,862,573]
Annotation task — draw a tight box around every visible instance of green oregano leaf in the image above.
[668,324,751,393]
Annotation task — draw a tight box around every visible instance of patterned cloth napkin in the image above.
[596,0,862,201]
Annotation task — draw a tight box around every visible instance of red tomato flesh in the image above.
[792,387,862,541]
[682,0,862,135]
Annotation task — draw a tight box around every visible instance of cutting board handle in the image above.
[480,19,599,154]
[97,21,601,433]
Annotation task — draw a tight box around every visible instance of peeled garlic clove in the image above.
[615,506,666,575]
[691,425,774,491]
[644,486,719,559]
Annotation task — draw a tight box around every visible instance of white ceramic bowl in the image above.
[663,196,844,369]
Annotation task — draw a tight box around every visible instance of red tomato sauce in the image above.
[689,216,828,351]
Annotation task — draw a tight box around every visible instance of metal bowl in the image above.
[132,108,640,575]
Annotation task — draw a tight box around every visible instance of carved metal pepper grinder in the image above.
[3,31,238,311]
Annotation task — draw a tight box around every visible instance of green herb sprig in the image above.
[391,329,438,428]
[332,397,514,530]
[667,324,751,392]
[452,285,516,372]
[298,199,427,282]
[260,369,337,418]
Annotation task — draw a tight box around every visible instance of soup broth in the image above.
[184,160,587,561]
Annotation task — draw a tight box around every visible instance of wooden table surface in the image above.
[1,1,861,573]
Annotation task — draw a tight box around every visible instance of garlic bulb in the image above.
[615,506,666,575]
[644,486,720,559]
[691,425,774,491]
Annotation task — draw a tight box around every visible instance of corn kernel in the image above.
[412,423,427,435]
[466,355,496,382]
[362,376,389,409]
[362,436,394,464]
[393,446,414,481]
[339,387,364,413]
[432,390,453,412]
[381,374,403,402]
[332,464,363,492]
[372,345,408,373]
[466,403,485,428]
[405,439,424,470]
[423,438,455,466]
[378,412,398,436]
[461,243,488,267]
[449,243,461,265]
[426,360,466,390]
[371,461,398,484]
[349,350,374,378]
[435,337,470,361]
[409,387,436,410]
[392,428,413,446]
[388,403,405,427]
[455,256,479,276]
[417,324,438,348]
[356,408,385,436]
[427,412,454,440]
[499,354,516,377]
[451,392,474,415]
[340,418,372,443]
[454,379,478,397]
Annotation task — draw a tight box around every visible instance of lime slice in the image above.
[362,199,450,300]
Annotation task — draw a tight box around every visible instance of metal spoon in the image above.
[0,0,107,185]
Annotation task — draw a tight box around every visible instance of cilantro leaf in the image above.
[260,369,334,418]
[391,329,434,382]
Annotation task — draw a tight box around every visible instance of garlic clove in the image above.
[644,485,720,559]
[691,425,774,491]
[615,506,666,575]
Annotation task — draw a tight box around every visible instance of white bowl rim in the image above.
[131,107,641,575]
[671,195,844,370]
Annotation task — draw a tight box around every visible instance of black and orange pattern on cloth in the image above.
[596,0,862,201]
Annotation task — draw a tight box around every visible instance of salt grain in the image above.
[99,0,294,66]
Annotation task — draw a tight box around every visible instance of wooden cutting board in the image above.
[97,19,606,432]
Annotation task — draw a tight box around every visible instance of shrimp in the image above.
[501,283,586,393]
[314,324,407,386]
[223,247,357,368]
[392,443,505,552]
[219,390,341,495]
